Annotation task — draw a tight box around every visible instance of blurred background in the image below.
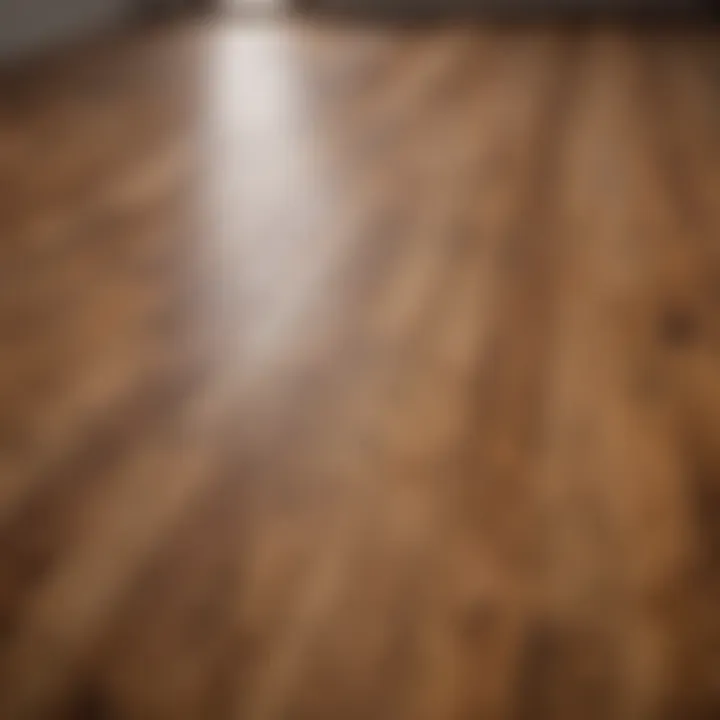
[1,0,719,719]
[0,0,715,61]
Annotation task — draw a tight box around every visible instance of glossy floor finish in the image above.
[1,16,720,720]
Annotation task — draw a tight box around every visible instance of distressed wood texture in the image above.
[1,17,720,720]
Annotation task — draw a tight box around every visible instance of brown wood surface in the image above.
[1,16,720,720]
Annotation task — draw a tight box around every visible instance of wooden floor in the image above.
[1,15,720,720]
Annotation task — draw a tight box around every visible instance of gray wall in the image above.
[0,0,134,59]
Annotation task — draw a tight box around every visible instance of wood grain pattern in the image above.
[1,16,720,720]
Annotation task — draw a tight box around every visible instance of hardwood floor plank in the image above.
[0,16,719,720]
